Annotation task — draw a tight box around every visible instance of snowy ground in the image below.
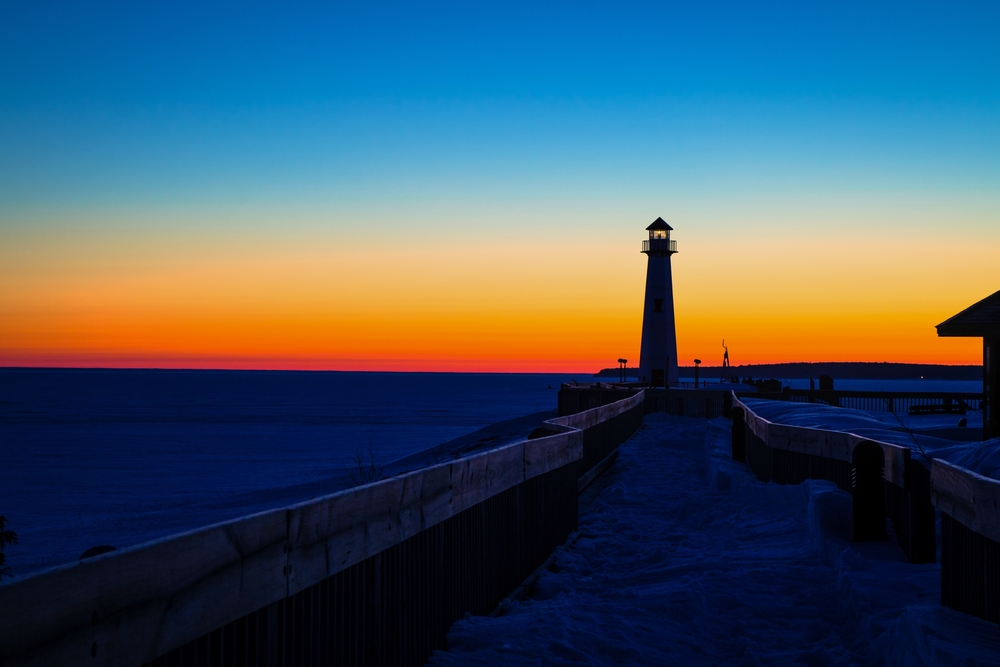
[429,414,1000,666]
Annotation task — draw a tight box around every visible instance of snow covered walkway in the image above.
[429,414,1000,666]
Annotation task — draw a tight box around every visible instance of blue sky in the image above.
[3,1,997,215]
[1,1,998,369]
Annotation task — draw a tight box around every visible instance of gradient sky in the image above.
[1,1,997,371]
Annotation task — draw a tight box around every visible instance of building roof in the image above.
[936,290,1000,338]
[646,217,673,231]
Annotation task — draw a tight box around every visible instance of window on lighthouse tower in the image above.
[651,229,667,239]
[654,299,663,313]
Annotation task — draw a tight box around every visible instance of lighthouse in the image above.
[638,217,679,387]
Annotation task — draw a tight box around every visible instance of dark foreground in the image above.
[430,415,1000,666]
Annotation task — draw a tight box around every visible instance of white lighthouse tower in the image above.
[638,217,679,387]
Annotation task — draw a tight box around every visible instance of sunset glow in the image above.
[1,3,996,372]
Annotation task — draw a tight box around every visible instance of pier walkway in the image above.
[430,414,1000,666]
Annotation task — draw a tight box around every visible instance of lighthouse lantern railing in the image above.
[641,239,678,254]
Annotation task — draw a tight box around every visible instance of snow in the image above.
[741,398,978,451]
[928,440,1000,481]
[741,398,1000,481]
[429,414,1000,666]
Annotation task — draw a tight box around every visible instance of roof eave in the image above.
[645,217,673,231]
[936,324,1000,338]
[934,290,1000,339]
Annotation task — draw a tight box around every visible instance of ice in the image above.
[429,415,1000,666]
[0,369,577,576]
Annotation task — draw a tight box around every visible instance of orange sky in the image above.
[2,1,998,374]
[0,212,990,371]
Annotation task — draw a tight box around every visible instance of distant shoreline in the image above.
[0,365,982,381]
[596,362,981,381]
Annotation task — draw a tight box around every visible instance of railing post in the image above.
[852,441,887,541]
[731,407,746,463]
[905,457,936,563]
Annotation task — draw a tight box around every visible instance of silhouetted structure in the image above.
[937,290,1000,439]
[720,341,737,382]
[638,218,679,387]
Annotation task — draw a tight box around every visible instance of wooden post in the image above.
[986,338,997,440]
[852,441,887,542]
[731,407,746,463]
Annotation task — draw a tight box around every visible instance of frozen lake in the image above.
[1,370,985,578]
[1,369,586,576]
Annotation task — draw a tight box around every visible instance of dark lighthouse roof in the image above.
[936,290,1000,338]
[646,217,673,231]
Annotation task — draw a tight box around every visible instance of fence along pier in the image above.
[730,393,1000,628]
[6,382,998,664]
[552,383,1000,629]
[0,392,644,667]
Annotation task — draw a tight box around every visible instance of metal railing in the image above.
[641,239,677,254]
[764,388,983,414]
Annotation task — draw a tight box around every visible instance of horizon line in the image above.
[0,360,983,374]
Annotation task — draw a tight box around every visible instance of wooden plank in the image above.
[741,406,770,442]
[549,391,643,431]
[932,459,1000,543]
[525,430,583,479]
[767,422,852,462]
[736,395,910,488]
[732,395,767,440]
[398,461,453,537]
[286,440,531,595]
[451,442,525,514]
[0,507,288,667]
[286,478,405,597]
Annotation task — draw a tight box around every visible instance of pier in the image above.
[0,393,642,666]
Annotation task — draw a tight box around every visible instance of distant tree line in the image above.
[596,362,982,381]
